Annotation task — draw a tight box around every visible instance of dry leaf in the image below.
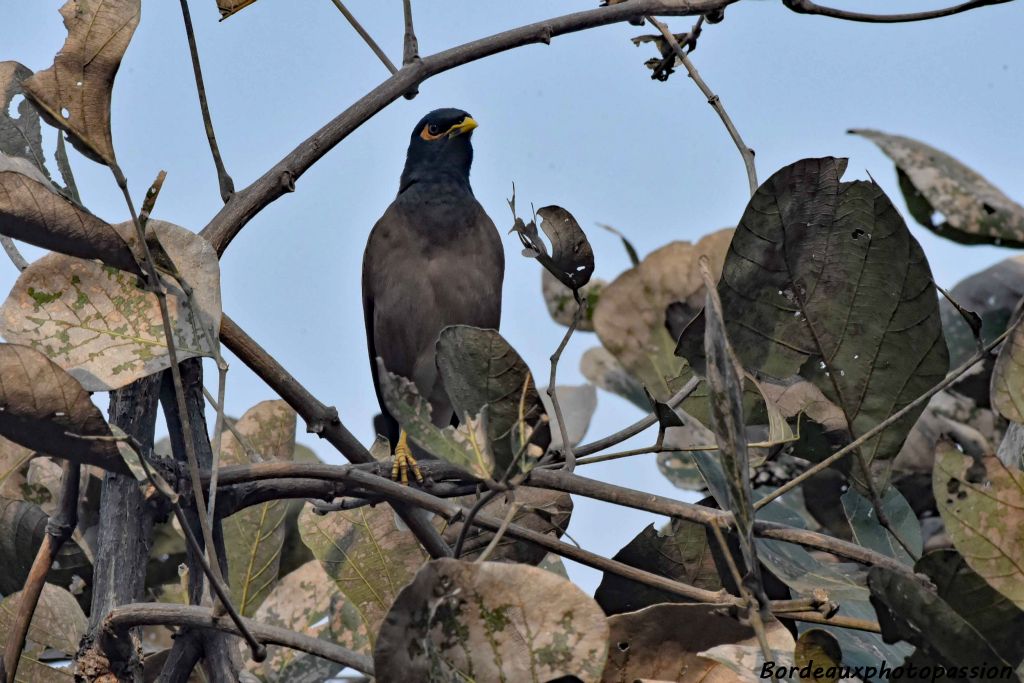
[0,61,49,177]
[0,583,86,682]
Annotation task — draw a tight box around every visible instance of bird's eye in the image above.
[428,124,440,135]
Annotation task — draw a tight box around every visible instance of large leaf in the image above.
[0,583,86,682]
[851,129,1024,248]
[297,501,430,651]
[436,325,549,475]
[374,558,608,682]
[1,220,221,391]
[867,567,1019,676]
[941,255,1024,366]
[933,442,1024,609]
[376,358,495,479]
[593,230,732,401]
[580,346,649,410]
[0,162,140,274]
[0,343,129,473]
[0,62,49,177]
[595,519,722,615]
[991,314,1024,422]
[222,400,296,617]
[677,157,949,490]
[601,603,794,683]
[841,486,922,565]
[247,560,371,682]
[0,496,92,597]
[540,383,597,450]
[916,549,1024,668]
[794,629,843,683]
[22,0,141,166]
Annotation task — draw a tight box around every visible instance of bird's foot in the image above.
[391,430,424,485]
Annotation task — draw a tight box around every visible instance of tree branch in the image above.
[2,461,80,683]
[647,16,757,195]
[200,0,738,255]
[178,0,234,202]
[0,236,28,271]
[547,297,587,471]
[329,0,399,74]
[402,0,419,65]
[782,0,1013,23]
[102,603,373,675]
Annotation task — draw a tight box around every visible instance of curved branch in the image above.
[782,0,1013,23]
[101,603,373,675]
[199,0,737,255]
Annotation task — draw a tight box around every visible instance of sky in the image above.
[1,0,1022,595]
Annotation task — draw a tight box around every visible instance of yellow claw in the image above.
[391,430,424,485]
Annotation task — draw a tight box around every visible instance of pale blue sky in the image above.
[1,1,1021,593]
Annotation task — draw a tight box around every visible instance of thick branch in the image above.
[102,604,373,676]
[200,0,737,255]
[783,0,1013,23]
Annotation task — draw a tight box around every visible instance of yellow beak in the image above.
[448,117,478,138]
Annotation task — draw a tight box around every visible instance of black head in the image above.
[399,108,478,192]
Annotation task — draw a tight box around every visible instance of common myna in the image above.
[362,108,505,483]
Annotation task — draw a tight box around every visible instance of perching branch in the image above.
[647,16,757,195]
[200,0,740,255]
[402,0,419,65]
[2,461,80,683]
[782,0,1013,23]
[753,319,1021,511]
[178,0,235,203]
[329,0,399,74]
[101,603,372,675]
[547,296,587,471]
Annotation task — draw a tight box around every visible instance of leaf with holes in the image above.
[0,343,130,473]
[594,230,732,401]
[436,325,550,476]
[602,604,793,683]
[1,220,221,391]
[0,583,86,682]
[297,501,431,651]
[851,129,1024,248]
[22,0,141,166]
[375,558,608,682]
[221,400,296,617]
[676,158,948,492]
[0,62,50,178]
[511,202,595,291]
[595,519,722,615]
[933,441,1024,609]
[377,358,495,479]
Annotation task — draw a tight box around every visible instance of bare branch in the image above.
[178,0,235,202]
[200,0,738,255]
[328,0,399,74]
[2,462,80,683]
[402,0,420,65]
[647,16,757,195]
[547,297,587,471]
[783,0,1014,23]
[0,236,28,272]
[102,603,372,674]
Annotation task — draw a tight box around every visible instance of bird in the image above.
[362,108,505,484]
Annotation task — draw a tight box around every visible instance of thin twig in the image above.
[0,236,28,271]
[780,611,881,633]
[110,164,227,592]
[574,375,701,456]
[329,0,399,74]
[179,0,235,202]
[138,170,166,227]
[202,385,259,461]
[476,500,523,563]
[782,0,1012,23]
[206,360,229,520]
[2,462,80,683]
[452,488,501,558]
[709,519,773,663]
[647,16,757,195]
[102,604,369,673]
[754,320,1020,511]
[548,297,586,471]
[402,0,419,65]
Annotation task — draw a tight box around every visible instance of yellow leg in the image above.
[391,430,424,485]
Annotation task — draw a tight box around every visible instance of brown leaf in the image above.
[23,0,141,166]
[375,558,609,682]
[0,496,93,598]
[218,0,259,19]
[991,315,1024,422]
[0,61,49,177]
[0,583,86,682]
[0,436,35,502]
[0,343,129,473]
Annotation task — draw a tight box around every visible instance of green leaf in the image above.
[222,400,296,617]
[593,230,732,401]
[298,501,431,650]
[436,325,549,476]
[377,357,496,479]
[933,441,1024,610]
[594,519,722,615]
[676,157,949,492]
[841,486,922,564]
[0,583,86,682]
[0,220,222,392]
[850,129,1024,248]
[374,558,608,682]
